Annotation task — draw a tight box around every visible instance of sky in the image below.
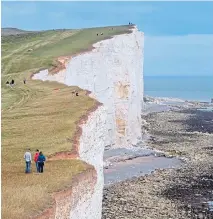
[1,1,213,77]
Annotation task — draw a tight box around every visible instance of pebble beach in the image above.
[102,99,213,219]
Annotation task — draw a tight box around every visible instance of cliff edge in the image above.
[32,25,144,219]
[2,25,144,219]
[34,26,144,149]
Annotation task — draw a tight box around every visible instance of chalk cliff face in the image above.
[68,106,107,219]
[34,26,144,148]
[33,26,144,219]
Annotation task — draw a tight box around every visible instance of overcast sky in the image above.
[2,1,213,76]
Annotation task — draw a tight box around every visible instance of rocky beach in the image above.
[102,99,213,219]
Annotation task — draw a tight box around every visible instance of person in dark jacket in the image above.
[37,151,46,173]
[10,79,15,86]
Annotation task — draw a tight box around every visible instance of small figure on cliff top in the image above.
[10,79,15,86]
[37,152,46,173]
[97,33,99,36]
[24,149,32,173]
[23,78,26,84]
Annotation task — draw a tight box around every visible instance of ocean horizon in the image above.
[144,75,213,102]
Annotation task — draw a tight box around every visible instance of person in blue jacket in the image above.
[37,151,46,173]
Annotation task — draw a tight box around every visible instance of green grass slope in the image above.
[1,25,133,218]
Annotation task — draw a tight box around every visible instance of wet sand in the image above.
[104,155,181,185]
[102,104,213,219]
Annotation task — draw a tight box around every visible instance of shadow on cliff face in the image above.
[160,167,213,218]
[169,109,213,134]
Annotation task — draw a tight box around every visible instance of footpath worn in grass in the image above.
[1,25,132,218]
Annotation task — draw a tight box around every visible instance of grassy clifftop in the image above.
[1,25,133,218]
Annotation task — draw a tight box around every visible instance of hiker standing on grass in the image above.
[34,149,40,172]
[37,152,46,173]
[10,79,15,86]
[24,149,32,173]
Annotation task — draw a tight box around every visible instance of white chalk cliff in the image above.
[33,26,144,219]
[68,106,107,219]
[34,26,144,148]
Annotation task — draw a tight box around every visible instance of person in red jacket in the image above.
[34,149,39,172]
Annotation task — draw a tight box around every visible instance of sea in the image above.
[144,76,213,102]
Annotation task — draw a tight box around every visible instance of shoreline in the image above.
[102,97,213,218]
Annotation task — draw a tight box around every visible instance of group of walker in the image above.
[6,79,15,87]
[6,78,26,87]
[24,149,46,173]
